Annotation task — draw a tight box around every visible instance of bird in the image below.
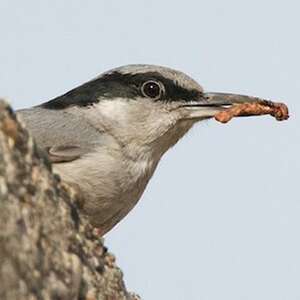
[18,64,264,235]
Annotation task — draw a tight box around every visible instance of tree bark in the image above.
[0,100,139,300]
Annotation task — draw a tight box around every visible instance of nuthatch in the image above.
[18,64,265,235]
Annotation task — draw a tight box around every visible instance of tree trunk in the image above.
[0,100,139,300]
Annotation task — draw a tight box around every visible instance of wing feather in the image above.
[17,107,102,163]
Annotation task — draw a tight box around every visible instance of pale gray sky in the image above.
[1,1,299,299]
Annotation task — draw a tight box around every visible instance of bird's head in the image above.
[42,64,261,158]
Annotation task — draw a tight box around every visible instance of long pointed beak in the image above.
[180,92,271,120]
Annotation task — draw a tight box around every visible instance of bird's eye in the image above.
[141,81,163,100]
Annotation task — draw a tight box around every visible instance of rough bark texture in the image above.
[0,100,140,300]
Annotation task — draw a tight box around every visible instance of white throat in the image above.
[69,98,196,162]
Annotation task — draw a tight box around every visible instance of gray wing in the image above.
[17,107,102,163]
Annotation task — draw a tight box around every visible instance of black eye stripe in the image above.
[41,71,203,109]
[126,72,202,102]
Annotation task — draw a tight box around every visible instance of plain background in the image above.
[1,1,299,299]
